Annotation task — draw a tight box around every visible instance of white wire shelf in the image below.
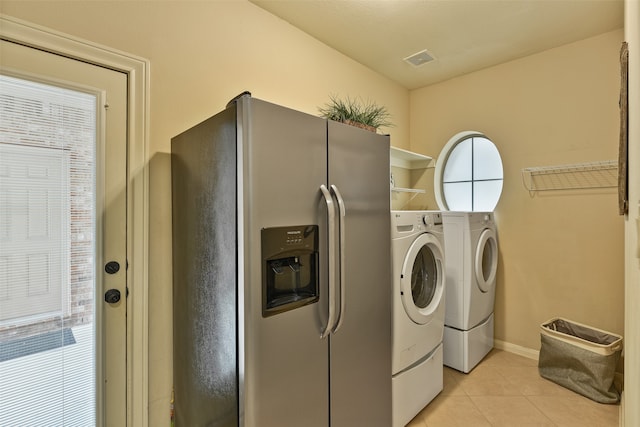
[391,187,426,194]
[521,160,618,192]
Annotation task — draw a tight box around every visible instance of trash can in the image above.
[538,317,623,404]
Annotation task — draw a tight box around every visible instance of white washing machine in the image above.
[391,211,446,427]
[441,211,498,373]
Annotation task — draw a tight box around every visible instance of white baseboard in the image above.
[620,391,624,427]
[493,339,540,361]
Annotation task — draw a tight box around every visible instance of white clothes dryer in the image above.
[441,211,498,373]
[391,211,446,427]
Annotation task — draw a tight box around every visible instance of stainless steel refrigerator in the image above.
[171,93,391,427]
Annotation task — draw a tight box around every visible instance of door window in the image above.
[411,246,438,309]
[474,229,498,293]
[401,233,444,325]
[0,73,97,426]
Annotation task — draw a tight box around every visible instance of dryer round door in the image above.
[400,233,445,325]
[474,228,498,293]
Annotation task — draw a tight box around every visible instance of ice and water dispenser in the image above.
[261,225,319,317]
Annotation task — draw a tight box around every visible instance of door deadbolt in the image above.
[104,289,121,304]
[105,261,120,274]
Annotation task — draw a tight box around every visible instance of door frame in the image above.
[624,1,640,426]
[0,14,150,426]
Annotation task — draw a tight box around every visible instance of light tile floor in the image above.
[407,349,620,427]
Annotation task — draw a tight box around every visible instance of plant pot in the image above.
[342,119,376,133]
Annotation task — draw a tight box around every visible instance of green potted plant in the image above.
[318,95,393,132]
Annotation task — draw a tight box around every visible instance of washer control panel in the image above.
[422,212,442,227]
[391,210,444,237]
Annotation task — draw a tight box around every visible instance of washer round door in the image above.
[474,228,498,293]
[400,233,445,325]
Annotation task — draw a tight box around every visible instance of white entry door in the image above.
[0,38,127,426]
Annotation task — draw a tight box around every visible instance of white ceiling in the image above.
[250,0,624,90]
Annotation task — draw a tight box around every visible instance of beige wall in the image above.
[0,1,409,425]
[409,30,625,354]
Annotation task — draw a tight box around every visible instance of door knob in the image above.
[104,289,121,304]
[105,261,120,274]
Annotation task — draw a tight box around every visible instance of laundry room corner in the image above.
[408,29,625,359]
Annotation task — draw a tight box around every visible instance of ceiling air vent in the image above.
[403,49,435,67]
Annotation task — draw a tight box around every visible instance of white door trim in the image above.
[624,1,640,426]
[0,14,151,427]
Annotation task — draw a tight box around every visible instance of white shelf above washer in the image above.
[390,146,433,169]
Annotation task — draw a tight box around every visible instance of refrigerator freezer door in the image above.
[240,98,330,427]
[327,121,392,427]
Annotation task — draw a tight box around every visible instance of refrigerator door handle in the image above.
[330,184,346,334]
[320,184,337,339]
